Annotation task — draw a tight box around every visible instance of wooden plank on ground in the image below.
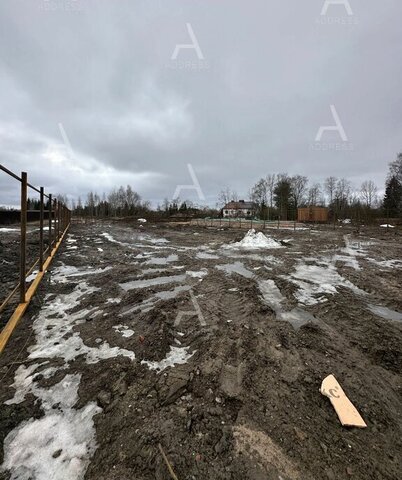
[320,374,367,428]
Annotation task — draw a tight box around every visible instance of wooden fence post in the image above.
[20,172,27,303]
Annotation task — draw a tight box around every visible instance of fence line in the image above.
[0,164,71,353]
[190,218,308,231]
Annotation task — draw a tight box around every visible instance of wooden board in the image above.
[320,374,367,428]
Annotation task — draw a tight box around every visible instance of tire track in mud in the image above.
[212,273,253,324]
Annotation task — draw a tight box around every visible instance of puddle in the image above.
[258,279,317,330]
[258,279,285,311]
[101,231,171,250]
[221,251,281,264]
[139,268,168,276]
[186,269,208,279]
[145,254,178,265]
[367,304,402,323]
[119,274,186,291]
[120,285,191,315]
[366,258,402,269]
[216,262,254,279]
[285,261,366,306]
[196,251,220,260]
[51,264,113,283]
[277,308,316,330]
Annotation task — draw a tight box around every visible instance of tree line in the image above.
[218,153,402,221]
[4,154,400,223]
[72,186,151,217]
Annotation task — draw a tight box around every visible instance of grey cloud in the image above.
[0,0,401,206]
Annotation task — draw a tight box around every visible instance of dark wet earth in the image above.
[0,220,401,480]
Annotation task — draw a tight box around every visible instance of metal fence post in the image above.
[59,201,61,236]
[20,172,27,303]
[56,199,59,240]
[48,193,52,251]
[39,187,44,271]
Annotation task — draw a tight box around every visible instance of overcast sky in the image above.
[0,0,401,207]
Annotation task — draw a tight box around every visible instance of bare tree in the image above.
[251,178,267,205]
[265,174,276,209]
[290,175,308,211]
[360,180,378,208]
[250,178,268,219]
[324,176,337,205]
[334,178,352,218]
[308,183,322,206]
[217,187,238,208]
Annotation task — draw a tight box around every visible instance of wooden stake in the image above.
[158,443,179,480]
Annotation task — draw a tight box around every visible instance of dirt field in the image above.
[0,220,401,480]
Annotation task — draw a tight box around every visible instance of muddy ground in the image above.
[0,220,401,480]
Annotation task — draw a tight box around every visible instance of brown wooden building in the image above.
[298,206,328,223]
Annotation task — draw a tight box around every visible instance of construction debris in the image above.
[320,374,367,428]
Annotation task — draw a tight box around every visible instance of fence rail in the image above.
[0,164,71,353]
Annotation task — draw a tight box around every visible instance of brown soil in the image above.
[0,220,401,480]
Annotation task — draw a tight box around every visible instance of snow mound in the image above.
[380,224,395,228]
[224,229,282,249]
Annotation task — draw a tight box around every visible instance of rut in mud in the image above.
[0,221,401,480]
